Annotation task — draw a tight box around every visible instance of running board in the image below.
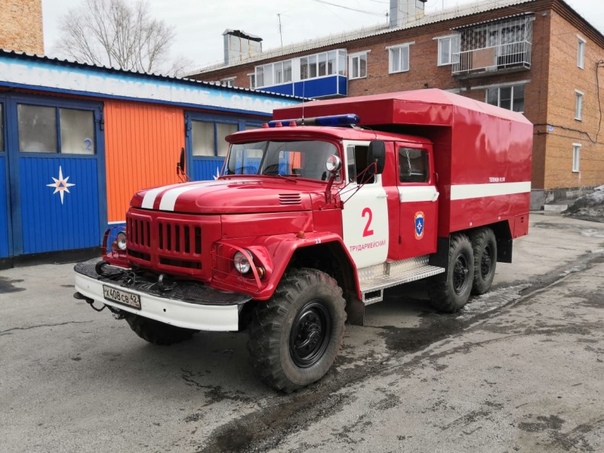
[358,256,445,305]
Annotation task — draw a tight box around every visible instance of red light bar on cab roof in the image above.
[266,114,360,128]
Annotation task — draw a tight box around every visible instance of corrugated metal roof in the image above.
[191,0,536,75]
[0,48,303,101]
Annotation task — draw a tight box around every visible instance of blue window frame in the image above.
[17,103,97,155]
[185,112,265,181]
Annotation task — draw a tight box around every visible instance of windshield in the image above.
[223,140,339,181]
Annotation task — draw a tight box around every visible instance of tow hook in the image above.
[74,292,125,319]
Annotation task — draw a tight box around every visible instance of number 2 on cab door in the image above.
[362,207,374,237]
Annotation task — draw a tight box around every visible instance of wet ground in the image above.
[1,214,604,452]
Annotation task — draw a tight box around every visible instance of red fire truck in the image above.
[74,89,532,392]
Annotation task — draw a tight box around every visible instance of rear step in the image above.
[359,256,444,305]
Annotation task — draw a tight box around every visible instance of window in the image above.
[257,64,273,87]
[577,36,586,69]
[486,85,525,112]
[338,50,346,75]
[217,123,237,156]
[300,55,319,80]
[226,140,338,180]
[17,104,95,154]
[456,16,533,73]
[220,78,235,87]
[255,51,346,86]
[273,60,292,84]
[575,90,584,120]
[248,73,256,89]
[318,53,327,76]
[191,121,214,157]
[399,148,428,183]
[60,109,95,154]
[572,143,581,172]
[388,43,412,74]
[191,120,238,157]
[346,144,374,184]
[349,52,368,79]
[437,35,460,66]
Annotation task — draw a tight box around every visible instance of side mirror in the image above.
[177,147,186,175]
[368,140,386,174]
[325,155,342,174]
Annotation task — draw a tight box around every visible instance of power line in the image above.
[310,0,387,18]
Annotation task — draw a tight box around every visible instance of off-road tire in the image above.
[471,227,497,295]
[124,314,197,345]
[428,233,474,313]
[247,268,346,393]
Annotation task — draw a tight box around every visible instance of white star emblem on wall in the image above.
[47,166,75,205]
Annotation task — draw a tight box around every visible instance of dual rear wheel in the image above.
[428,227,497,313]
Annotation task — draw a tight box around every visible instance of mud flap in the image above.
[345,293,365,326]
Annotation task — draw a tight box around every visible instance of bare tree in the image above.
[55,0,191,75]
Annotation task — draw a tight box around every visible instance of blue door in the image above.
[0,98,10,258]
[6,96,106,255]
[185,112,264,181]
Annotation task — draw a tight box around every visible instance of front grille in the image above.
[158,221,202,254]
[126,212,208,276]
[128,216,151,248]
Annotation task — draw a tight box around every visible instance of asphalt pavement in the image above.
[1,213,603,452]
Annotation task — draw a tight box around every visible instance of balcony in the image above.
[452,16,533,78]
[258,75,348,98]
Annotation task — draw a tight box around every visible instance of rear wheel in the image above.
[124,314,197,345]
[428,234,474,313]
[247,268,346,393]
[471,227,497,295]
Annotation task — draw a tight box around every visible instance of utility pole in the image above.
[278,13,283,47]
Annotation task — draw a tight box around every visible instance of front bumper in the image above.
[74,259,252,331]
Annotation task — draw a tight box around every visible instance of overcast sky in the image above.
[42,0,604,70]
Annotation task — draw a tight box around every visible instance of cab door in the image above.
[397,145,438,259]
[341,142,389,269]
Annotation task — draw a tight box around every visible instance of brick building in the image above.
[0,0,44,54]
[189,0,604,209]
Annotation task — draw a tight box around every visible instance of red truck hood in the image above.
[131,178,315,214]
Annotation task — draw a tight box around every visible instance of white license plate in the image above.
[103,285,141,309]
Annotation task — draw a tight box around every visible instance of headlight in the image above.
[116,232,127,251]
[233,251,252,274]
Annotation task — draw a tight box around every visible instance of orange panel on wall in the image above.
[104,101,184,223]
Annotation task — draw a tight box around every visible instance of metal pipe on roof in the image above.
[389,0,428,29]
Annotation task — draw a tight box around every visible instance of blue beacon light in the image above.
[267,114,360,128]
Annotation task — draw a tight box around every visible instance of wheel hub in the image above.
[290,301,332,368]
[453,256,470,294]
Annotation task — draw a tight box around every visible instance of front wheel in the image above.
[247,268,346,393]
[428,233,474,313]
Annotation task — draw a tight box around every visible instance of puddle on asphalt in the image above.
[0,277,25,294]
